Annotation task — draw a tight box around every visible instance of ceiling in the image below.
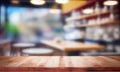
[0,0,61,9]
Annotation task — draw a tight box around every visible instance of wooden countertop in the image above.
[41,40,105,51]
[0,56,120,67]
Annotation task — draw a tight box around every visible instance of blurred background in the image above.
[0,0,64,42]
[0,0,120,56]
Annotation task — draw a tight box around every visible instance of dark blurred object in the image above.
[0,27,4,39]
[35,29,43,39]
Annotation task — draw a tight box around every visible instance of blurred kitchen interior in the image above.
[0,0,120,56]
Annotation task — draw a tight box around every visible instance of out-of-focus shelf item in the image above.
[41,40,104,55]
[66,10,119,21]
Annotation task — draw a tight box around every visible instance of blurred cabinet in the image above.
[0,40,11,56]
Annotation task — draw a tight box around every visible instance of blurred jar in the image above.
[113,26,120,39]
[81,19,87,24]
[71,11,80,18]
[94,2,100,13]
[115,45,120,53]
[86,27,94,39]
[74,21,81,26]
[96,17,101,24]
[96,27,104,40]
[101,17,109,23]
[102,6,108,12]
[103,26,114,41]
[71,10,76,17]
[103,34,113,42]
[109,12,114,20]
[106,44,113,52]
[88,19,96,25]
[76,11,81,18]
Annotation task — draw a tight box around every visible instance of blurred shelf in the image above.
[76,20,119,28]
[66,10,119,22]
[64,20,119,29]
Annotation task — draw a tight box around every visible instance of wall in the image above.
[62,0,87,13]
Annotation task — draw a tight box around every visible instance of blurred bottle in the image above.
[94,2,100,13]
[109,12,114,20]
[113,25,120,40]
[102,6,108,12]
[96,16,101,24]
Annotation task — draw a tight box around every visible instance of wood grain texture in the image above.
[41,40,105,51]
[0,56,120,72]
[0,56,120,67]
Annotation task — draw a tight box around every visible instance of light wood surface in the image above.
[0,56,120,67]
[41,40,104,51]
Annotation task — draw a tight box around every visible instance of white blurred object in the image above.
[30,0,45,5]
[88,19,95,25]
[94,27,104,40]
[104,0,118,6]
[71,11,80,17]
[13,43,35,47]
[22,48,54,55]
[96,17,101,24]
[55,0,69,4]
[49,9,61,14]
[82,8,94,14]
[64,30,85,40]
[64,24,75,30]
[109,12,114,20]
[113,26,120,39]
[10,12,20,25]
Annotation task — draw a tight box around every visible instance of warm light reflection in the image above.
[11,0,19,4]
[30,0,45,5]
[49,9,61,14]
[104,0,118,6]
[82,8,94,14]
[55,0,69,4]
